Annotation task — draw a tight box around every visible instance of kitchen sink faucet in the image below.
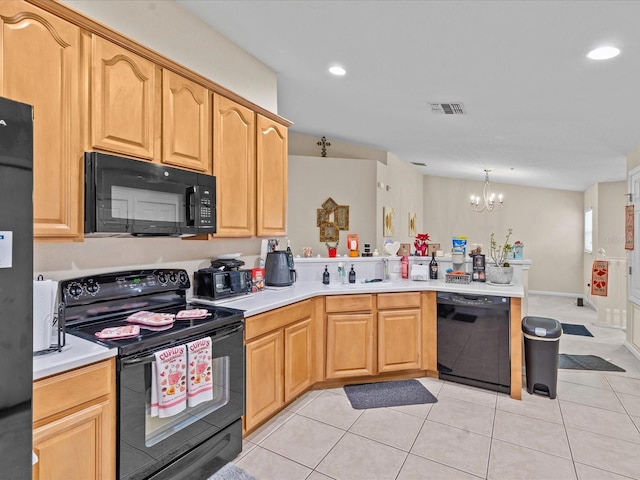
[382,258,390,282]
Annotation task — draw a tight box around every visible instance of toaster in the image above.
[192,269,252,300]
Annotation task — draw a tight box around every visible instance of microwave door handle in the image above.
[186,185,197,226]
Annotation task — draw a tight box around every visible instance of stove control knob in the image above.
[86,281,100,295]
[157,272,167,285]
[67,282,84,299]
[169,272,178,284]
[178,271,189,285]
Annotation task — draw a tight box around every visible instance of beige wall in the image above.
[289,132,387,163]
[376,153,425,252]
[60,0,278,112]
[423,175,584,294]
[287,151,424,258]
[288,155,377,257]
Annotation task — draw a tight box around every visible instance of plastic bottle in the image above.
[323,265,330,285]
[429,253,438,280]
[349,264,356,283]
[401,255,409,279]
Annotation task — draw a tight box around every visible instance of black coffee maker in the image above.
[265,250,296,286]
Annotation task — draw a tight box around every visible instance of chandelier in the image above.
[470,169,503,213]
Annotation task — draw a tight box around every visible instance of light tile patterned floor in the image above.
[233,294,640,480]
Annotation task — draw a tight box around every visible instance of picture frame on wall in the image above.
[383,207,394,237]
[408,212,416,237]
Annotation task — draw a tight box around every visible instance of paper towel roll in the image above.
[33,280,57,352]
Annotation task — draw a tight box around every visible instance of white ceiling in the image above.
[178,0,640,191]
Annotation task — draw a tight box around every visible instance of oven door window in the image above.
[145,355,230,447]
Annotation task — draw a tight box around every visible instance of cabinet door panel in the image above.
[378,309,421,373]
[256,114,287,236]
[326,313,374,378]
[284,318,313,402]
[213,94,255,236]
[91,35,157,159]
[0,2,81,239]
[245,330,283,431]
[162,70,210,172]
[32,400,113,480]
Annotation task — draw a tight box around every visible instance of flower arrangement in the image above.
[414,233,430,256]
[490,228,513,267]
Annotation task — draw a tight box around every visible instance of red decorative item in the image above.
[414,233,430,256]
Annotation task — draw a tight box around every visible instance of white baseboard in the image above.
[624,341,640,362]
[528,290,585,299]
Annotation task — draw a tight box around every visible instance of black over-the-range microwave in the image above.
[84,152,216,236]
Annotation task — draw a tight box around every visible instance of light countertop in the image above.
[34,278,523,379]
[33,333,116,381]
[190,278,524,317]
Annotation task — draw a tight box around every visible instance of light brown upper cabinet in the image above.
[213,94,256,236]
[256,114,288,237]
[90,35,159,160]
[0,1,82,240]
[162,70,211,172]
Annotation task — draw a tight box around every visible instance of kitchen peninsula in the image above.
[35,269,526,436]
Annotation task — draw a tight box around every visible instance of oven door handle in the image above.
[119,323,243,369]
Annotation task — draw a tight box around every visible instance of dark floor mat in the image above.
[558,354,625,372]
[561,323,594,337]
[344,379,437,410]
[207,464,258,480]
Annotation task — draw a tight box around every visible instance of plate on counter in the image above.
[486,281,515,286]
[215,253,242,260]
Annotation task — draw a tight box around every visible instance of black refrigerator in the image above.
[0,96,34,477]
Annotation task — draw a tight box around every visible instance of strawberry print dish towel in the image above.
[153,345,188,418]
[186,337,214,408]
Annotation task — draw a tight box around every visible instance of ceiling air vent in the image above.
[411,162,427,167]
[429,103,466,115]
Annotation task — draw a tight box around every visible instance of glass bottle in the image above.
[429,253,438,280]
[349,264,356,283]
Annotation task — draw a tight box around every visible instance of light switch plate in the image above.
[0,231,13,268]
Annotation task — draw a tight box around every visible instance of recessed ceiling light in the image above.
[586,46,620,60]
[329,65,346,76]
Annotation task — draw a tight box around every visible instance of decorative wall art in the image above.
[626,204,634,250]
[317,197,349,243]
[408,212,416,237]
[383,207,394,237]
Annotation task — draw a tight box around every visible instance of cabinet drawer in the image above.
[377,292,421,310]
[245,300,312,341]
[33,359,114,423]
[325,294,373,313]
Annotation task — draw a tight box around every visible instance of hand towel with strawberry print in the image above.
[154,345,188,418]
[186,337,214,408]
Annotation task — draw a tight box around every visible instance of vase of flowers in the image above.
[487,228,514,284]
[414,233,430,256]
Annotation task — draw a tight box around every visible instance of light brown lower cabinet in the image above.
[244,300,315,432]
[377,292,422,373]
[245,330,283,431]
[32,359,115,480]
[325,313,375,378]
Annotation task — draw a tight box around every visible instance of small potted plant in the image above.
[487,228,514,284]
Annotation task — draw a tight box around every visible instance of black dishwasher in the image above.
[437,292,511,393]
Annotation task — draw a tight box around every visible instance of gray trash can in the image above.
[522,316,562,399]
